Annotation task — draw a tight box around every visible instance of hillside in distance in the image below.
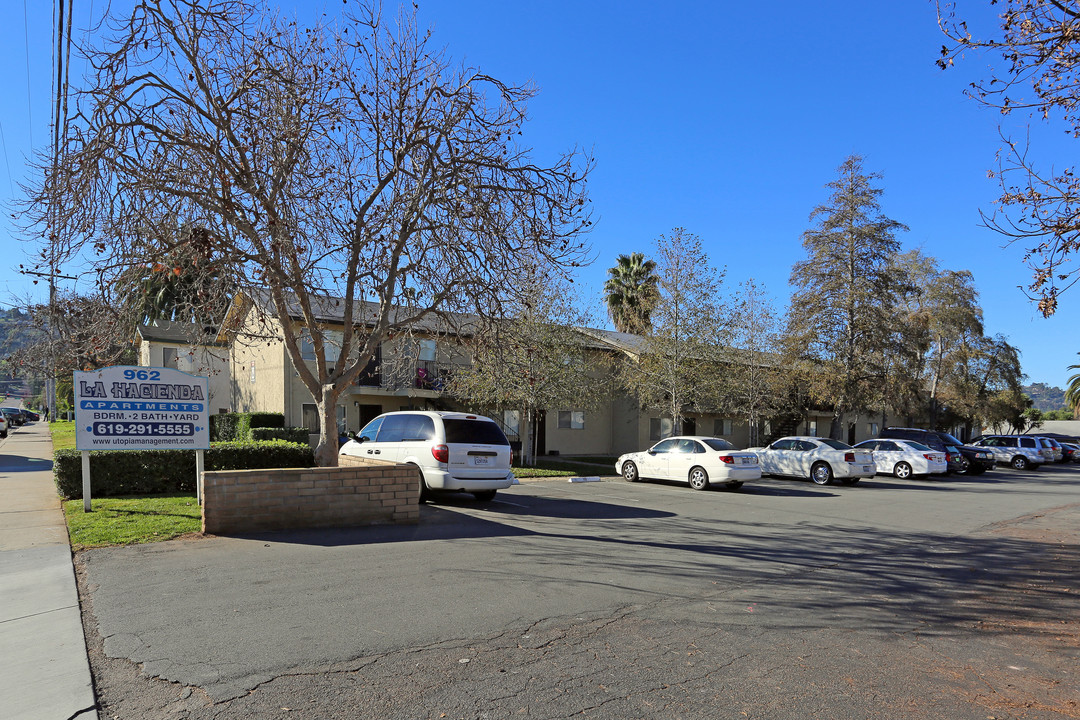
[1025,383,1067,412]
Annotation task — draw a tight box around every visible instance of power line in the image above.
[23,0,34,150]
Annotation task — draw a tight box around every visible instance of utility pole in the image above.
[19,267,77,421]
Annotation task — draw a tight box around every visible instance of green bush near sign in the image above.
[209,412,286,441]
[250,426,310,443]
[53,439,315,499]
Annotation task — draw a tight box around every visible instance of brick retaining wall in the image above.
[202,458,420,534]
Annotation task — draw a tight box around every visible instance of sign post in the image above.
[74,366,211,511]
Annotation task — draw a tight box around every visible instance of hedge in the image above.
[250,427,310,443]
[54,439,316,499]
[210,412,286,442]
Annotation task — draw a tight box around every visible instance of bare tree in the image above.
[21,0,592,465]
[938,0,1080,316]
[620,229,730,435]
[449,268,609,466]
[725,279,789,447]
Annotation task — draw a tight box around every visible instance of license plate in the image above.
[473,456,489,465]
[862,465,873,472]
[741,457,754,465]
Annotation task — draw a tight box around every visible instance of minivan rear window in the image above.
[443,419,510,445]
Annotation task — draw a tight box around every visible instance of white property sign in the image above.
[74,366,210,451]
[74,366,210,512]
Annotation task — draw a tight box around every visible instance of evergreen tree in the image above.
[785,155,907,440]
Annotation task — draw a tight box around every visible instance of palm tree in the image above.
[604,252,659,334]
[1066,353,1080,417]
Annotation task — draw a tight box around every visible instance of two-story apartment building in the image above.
[135,320,231,415]
[209,290,858,456]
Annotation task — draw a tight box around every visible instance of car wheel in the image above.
[412,465,430,503]
[688,466,710,491]
[810,462,833,485]
[622,461,639,483]
[893,462,913,479]
[1011,455,1029,471]
[956,455,972,474]
[725,481,744,491]
[472,490,497,502]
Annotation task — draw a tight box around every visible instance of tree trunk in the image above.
[313,386,341,467]
[521,404,534,467]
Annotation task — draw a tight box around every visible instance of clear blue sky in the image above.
[0,1,1073,389]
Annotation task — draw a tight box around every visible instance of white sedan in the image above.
[854,438,947,478]
[616,436,760,490]
[754,436,875,485]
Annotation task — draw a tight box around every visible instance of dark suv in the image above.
[879,428,994,475]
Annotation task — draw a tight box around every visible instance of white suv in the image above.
[340,411,514,502]
[970,435,1045,470]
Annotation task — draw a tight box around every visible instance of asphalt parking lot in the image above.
[79,464,1080,719]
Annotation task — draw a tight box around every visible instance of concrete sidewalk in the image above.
[0,420,98,719]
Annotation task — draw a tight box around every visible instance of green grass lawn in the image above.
[50,420,76,451]
[63,494,201,549]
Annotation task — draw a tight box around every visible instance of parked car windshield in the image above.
[940,432,965,446]
[818,438,854,450]
[702,438,735,451]
[443,419,510,445]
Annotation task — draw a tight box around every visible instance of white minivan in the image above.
[339,411,514,502]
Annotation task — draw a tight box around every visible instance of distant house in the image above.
[135,320,231,415]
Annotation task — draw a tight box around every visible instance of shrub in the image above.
[54,440,316,499]
[209,413,239,442]
[250,427,310,443]
[211,412,286,441]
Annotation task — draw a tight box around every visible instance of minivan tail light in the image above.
[431,444,449,463]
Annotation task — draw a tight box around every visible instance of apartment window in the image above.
[162,347,178,369]
[302,403,319,432]
[249,361,256,384]
[868,422,879,437]
[714,418,733,437]
[503,410,520,437]
[557,410,584,430]
[300,330,343,362]
[650,417,673,441]
[418,339,437,362]
[807,420,818,437]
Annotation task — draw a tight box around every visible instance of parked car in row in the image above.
[339,410,514,502]
[1040,436,1065,463]
[878,428,993,475]
[1060,442,1080,463]
[616,436,760,491]
[854,438,947,478]
[969,435,1048,470]
[0,413,7,439]
[0,408,25,428]
[753,436,876,485]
